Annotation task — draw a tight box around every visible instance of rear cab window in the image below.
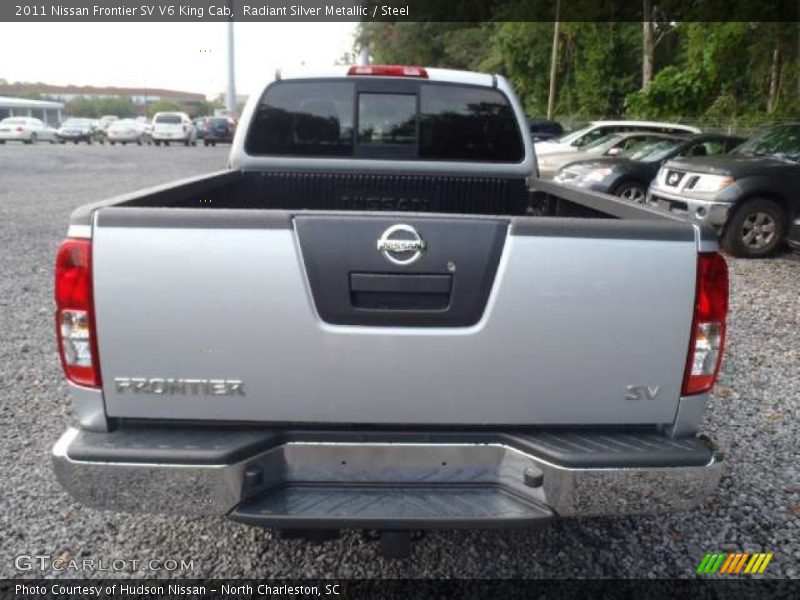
[155,115,182,124]
[245,79,524,163]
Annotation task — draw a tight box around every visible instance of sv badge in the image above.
[625,385,661,401]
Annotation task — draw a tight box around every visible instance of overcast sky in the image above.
[0,22,358,98]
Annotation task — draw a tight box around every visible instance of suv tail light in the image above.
[348,65,428,78]
[55,238,101,388]
[682,252,728,395]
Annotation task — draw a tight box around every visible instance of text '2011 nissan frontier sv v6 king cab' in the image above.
[52,66,728,557]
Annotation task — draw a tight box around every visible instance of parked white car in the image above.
[535,120,701,157]
[151,112,197,146]
[106,119,149,145]
[0,117,58,144]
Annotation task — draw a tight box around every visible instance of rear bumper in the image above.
[53,427,723,528]
[152,133,191,141]
[0,131,29,141]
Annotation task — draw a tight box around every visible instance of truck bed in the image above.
[79,170,705,427]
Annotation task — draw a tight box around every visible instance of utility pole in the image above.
[642,0,654,89]
[226,0,237,114]
[547,0,561,120]
[358,41,370,66]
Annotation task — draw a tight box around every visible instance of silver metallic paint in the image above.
[53,428,723,518]
[92,223,697,425]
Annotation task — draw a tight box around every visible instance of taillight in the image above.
[682,252,728,395]
[348,65,428,78]
[55,238,101,388]
[15,126,25,132]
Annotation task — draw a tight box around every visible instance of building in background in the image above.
[0,96,64,125]
[0,83,207,116]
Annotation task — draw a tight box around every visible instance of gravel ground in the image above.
[0,144,797,579]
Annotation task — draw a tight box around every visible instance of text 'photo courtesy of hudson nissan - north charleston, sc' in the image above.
[51,65,728,558]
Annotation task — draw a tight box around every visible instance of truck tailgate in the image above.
[92,209,697,426]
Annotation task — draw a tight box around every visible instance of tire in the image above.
[165,141,170,147]
[24,133,35,145]
[721,197,788,258]
[204,140,209,147]
[154,140,161,146]
[614,181,647,204]
[74,140,79,145]
[110,141,116,146]
[0,140,5,144]
[184,139,190,147]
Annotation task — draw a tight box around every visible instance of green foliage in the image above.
[68,96,137,118]
[146,100,182,116]
[358,19,800,126]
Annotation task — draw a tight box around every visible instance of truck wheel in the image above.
[154,140,160,146]
[722,197,787,258]
[615,181,646,204]
[204,140,209,147]
[110,141,116,145]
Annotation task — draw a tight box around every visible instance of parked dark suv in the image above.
[203,117,236,146]
[648,123,800,257]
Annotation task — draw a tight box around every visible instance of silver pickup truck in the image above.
[53,66,728,556]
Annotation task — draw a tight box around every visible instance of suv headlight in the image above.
[691,174,734,193]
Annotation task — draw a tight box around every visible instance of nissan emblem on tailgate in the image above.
[377,224,427,265]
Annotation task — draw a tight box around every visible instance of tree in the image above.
[547,1,562,119]
[642,0,654,89]
[358,19,800,124]
[147,100,182,116]
[67,96,136,118]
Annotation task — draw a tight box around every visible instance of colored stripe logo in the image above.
[696,552,773,574]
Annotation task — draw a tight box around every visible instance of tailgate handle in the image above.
[349,273,452,311]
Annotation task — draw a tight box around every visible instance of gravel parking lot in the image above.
[0,144,797,579]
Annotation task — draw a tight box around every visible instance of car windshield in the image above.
[731,125,800,162]
[62,119,92,127]
[155,115,182,124]
[551,124,592,144]
[582,133,622,152]
[622,139,682,162]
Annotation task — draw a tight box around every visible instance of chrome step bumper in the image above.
[53,427,723,525]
